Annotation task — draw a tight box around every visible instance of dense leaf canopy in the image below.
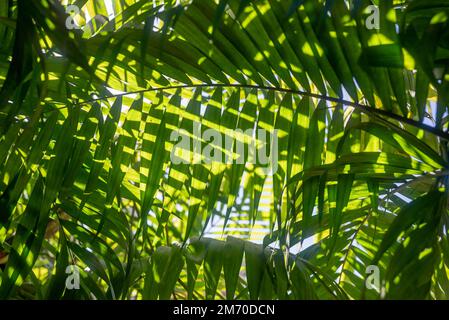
[0,0,449,300]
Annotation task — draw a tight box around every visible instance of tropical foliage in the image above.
[0,0,449,300]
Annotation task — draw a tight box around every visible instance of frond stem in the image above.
[65,83,449,140]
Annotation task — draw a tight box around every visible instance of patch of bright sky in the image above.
[104,0,115,19]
